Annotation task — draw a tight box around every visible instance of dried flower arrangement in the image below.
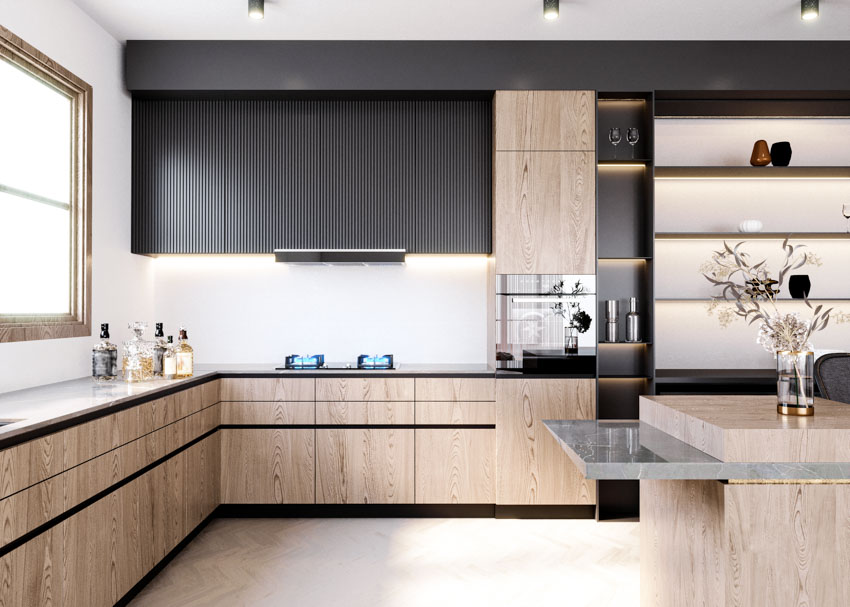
[551,280,592,334]
[701,239,832,353]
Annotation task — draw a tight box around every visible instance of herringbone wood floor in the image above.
[129,517,639,607]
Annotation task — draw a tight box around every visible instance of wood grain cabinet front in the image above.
[414,378,495,402]
[415,429,495,504]
[494,150,596,275]
[494,90,596,152]
[316,428,414,504]
[316,378,414,402]
[220,378,315,402]
[496,378,596,505]
[220,429,315,504]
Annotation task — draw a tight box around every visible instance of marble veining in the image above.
[544,420,850,480]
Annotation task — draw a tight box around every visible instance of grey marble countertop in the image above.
[0,363,495,447]
[544,420,850,480]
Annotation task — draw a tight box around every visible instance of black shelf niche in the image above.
[595,92,656,522]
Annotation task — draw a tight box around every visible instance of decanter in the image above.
[123,321,154,383]
[153,322,167,376]
[174,327,194,379]
[92,323,118,382]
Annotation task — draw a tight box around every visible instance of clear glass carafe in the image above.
[123,321,154,383]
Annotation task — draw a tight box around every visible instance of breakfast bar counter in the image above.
[544,395,850,607]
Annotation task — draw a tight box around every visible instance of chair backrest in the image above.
[814,353,850,404]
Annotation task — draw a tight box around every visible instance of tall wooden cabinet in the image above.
[496,378,596,505]
[493,90,596,275]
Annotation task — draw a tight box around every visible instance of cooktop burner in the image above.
[277,354,395,370]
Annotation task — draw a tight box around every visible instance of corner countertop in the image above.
[0,363,495,448]
[543,420,850,480]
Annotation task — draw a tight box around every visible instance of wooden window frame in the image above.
[0,26,92,343]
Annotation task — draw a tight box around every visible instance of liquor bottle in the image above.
[153,322,167,377]
[92,323,118,382]
[174,328,194,379]
[123,322,154,383]
[625,298,641,343]
[163,336,177,379]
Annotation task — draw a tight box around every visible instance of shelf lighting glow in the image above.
[543,0,559,20]
[249,0,264,20]
[598,163,647,169]
[802,0,819,20]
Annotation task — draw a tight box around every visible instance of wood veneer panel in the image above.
[221,401,315,425]
[0,476,62,549]
[220,378,315,401]
[316,378,414,402]
[494,90,595,152]
[415,429,495,504]
[316,428,414,504]
[640,395,850,462]
[640,480,725,607]
[0,433,61,499]
[0,526,63,607]
[494,151,595,275]
[316,401,413,425]
[414,378,495,401]
[220,429,314,504]
[415,401,496,425]
[724,483,850,607]
[496,378,596,505]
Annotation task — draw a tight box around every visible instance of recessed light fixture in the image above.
[543,0,559,20]
[801,0,819,20]
[249,0,264,20]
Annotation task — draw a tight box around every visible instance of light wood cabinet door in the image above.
[494,151,595,275]
[316,401,414,425]
[0,526,63,607]
[220,378,315,401]
[316,428,414,504]
[414,378,495,401]
[494,90,595,152]
[221,401,315,424]
[316,378,414,402]
[415,401,495,425]
[415,429,495,504]
[496,378,596,505]
[220,429,315,504]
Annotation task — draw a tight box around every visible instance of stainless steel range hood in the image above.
[273,249,406,266]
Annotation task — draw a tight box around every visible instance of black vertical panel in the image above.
[131,99,492,254]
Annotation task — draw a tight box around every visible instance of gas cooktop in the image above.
[276,354,395,370]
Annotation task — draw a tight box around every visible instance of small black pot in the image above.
[770,142,793,167]
[789,274,811,299]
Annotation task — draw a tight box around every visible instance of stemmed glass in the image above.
[843,203,850,233]
[608,127,622,160]
[627,127,640,159]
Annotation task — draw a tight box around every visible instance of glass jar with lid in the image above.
[123,321,154,382]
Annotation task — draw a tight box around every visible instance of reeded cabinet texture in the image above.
[132,99,492,254]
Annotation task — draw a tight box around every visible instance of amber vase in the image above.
[750,140,771,166]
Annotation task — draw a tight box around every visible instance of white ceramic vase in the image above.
[738,219,763,233]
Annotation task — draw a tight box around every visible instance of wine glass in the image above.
[608,127,622,160]
[843,203,850,233]
[627,127,640,159]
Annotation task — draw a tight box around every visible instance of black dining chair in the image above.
[814,353,850,405]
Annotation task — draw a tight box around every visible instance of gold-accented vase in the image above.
[776,350,814,416]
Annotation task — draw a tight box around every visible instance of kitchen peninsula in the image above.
[545,395,850,607]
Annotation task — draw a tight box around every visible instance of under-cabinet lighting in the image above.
[598,163,647,168]
[543,0,559,20]
[249,0,264,20]
[802,0,819,20]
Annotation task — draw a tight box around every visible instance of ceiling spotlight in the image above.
[543,0,559,20]
[249,0,264,20]
[801,0,819,20]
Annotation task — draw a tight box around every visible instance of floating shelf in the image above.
[598,159,652,166]
[655,166,850,180]
[599,374,653,379]
[599,341,652,345]
[656,298,850,302]
[655,232,850,240]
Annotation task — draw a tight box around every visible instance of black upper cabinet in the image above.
[131,99,492,255]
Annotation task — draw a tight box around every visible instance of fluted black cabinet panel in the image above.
[131,99,492,254]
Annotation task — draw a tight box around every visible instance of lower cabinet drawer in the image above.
[415,429,495,504]
[220,429,315,504]
[316,401,413,425]
[221,401,315,425]
[316,428,414,504]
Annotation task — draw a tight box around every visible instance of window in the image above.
[0,26,91,342]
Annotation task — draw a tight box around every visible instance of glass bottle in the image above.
[174,328,194,379]
[625,298,641,343]
[92,323,118,382]
[123,321,154,383]
[153,322,167,377]
[163,336,177,379]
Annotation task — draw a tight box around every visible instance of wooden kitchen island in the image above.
[545,395,850,607]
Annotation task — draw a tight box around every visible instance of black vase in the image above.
[789,274,811,299]
[770,142,792,167]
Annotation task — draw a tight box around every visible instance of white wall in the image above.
[0,0,154,393]
[151,256,489,365]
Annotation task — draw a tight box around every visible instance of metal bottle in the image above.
[625,297,641,343]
